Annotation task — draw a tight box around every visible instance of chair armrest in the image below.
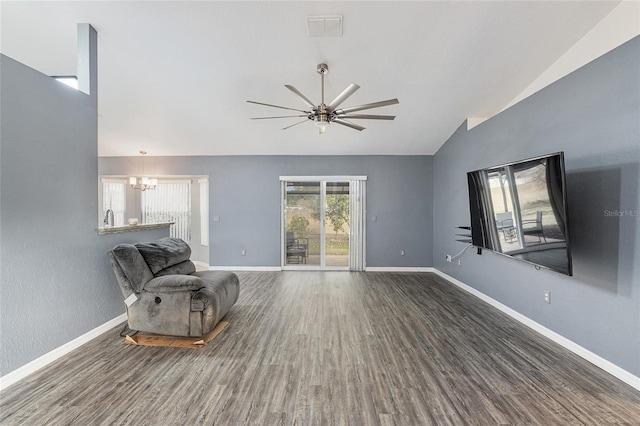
[143,275,204,292]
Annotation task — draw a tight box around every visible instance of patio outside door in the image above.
[281,177,366,270]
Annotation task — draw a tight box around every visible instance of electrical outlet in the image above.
[544,290,551,304]
[241,250,246,256]
[400,250,405,256]
[446,255,452,262]
[372,215,377,222]
[457,259,461,266]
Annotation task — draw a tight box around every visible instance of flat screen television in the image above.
[467,152,573,276]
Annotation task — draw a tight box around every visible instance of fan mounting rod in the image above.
[317,63,328,105]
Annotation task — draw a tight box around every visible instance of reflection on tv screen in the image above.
[467,152,572,276]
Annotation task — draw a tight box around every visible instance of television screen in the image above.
[467,152,572,276]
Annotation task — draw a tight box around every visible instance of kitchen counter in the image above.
[98,222,174,235]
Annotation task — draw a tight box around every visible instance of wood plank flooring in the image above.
[1,272,639,425]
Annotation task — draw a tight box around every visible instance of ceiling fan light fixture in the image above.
[314,114,330,128]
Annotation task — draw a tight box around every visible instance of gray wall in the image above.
[100,155,434,268]
[433,36,640,376]
[0,44,169,375]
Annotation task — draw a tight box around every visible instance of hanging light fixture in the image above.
[129,151,157,191]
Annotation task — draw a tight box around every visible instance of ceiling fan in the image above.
[247,63,399,134]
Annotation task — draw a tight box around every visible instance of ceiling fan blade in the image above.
[284,85,316,109]
[251,115,308,120]
[335,98,399,115]
[327,83,360,110]
[246,100,309,113]
[332,118,365,131]
[336,114,395,120]
[282,119,310,130]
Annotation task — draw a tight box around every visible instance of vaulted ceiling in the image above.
[1,1,620,156]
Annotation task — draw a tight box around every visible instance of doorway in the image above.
[281,177,366,270]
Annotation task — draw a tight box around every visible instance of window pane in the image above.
[102,182,126,226]
[142,182,191,242]
[285,182,320,266]
[325,182,349,267]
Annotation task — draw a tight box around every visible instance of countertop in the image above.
[98,222,174,235]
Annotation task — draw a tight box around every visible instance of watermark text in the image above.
[604,209,639,217]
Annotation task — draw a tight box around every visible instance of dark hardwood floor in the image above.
[1,272,639,425]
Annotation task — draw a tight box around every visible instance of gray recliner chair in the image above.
[108,237,239,337]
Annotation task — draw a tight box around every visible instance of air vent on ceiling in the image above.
[306,15,343,37]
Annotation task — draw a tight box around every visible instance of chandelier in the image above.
[129,151,157,191]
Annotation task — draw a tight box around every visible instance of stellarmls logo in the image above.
[604,209,640,217]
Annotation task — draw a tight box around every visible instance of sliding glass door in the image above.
[281,177,366,270]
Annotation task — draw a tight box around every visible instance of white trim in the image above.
[283,266,350,271]
[280,181,286,267]
[199,179,209,247]
[432,269,640,391]
[0,313,127,391]
[208,266,282,272]
[155,178,192,184]
[100,177,128,184]
[279,175,367,182]
[365,267,436,273]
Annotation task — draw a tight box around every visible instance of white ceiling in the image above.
[1,1,620,157]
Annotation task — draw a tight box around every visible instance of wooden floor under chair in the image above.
[1,271,639,425]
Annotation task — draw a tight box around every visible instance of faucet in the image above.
[103,209,114,227]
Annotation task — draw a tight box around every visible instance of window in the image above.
[142,181,191,242]
[102,179,126,226]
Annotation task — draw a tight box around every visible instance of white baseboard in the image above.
[192,261,210,269]
[207,266,436,273]
[432,269,640,391]
[365,267,436,272]
[208,266,282,272]
[0,313,127,391]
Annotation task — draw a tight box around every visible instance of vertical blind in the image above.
[349,179,366,271]
[199,179,209,246]
[142,181,191,242]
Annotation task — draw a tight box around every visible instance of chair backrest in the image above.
[135,237,194,276]
[495,212,513,229]
[108,237,196,297]
[108,244,154,296]
[495,212,512,223]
